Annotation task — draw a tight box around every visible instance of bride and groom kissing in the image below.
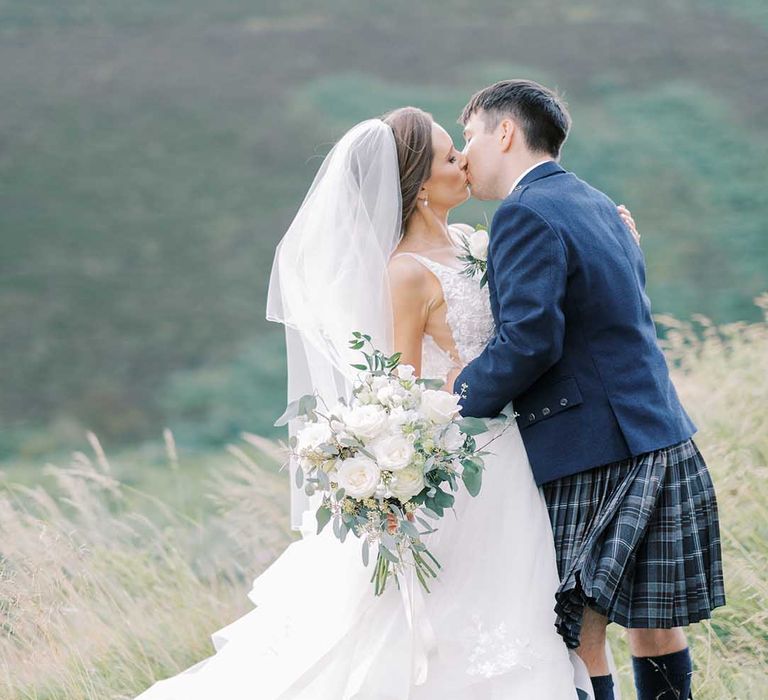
[137,79,725,700]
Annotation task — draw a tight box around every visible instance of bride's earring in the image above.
[422,194,429,207]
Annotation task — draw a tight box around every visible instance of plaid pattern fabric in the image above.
[542,438,726,649]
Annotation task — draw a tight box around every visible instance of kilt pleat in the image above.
[542,438,726,649]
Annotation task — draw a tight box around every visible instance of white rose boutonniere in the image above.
[457,225,489,287]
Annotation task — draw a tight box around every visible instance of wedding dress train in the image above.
[136,249,596,699]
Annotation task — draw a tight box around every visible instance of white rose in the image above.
[376,385,395,406]
[388,407,419,429]
[370,375,390,392]
[396,364,415,381]
[389,465,426,501]
[356,388,375,405]
[336,456,381,499]
[342,404,389,441]
[441,422,466,452]
[420,389,462,425]
[468,229,489,261]
[371,434,415,471]
[296,421,333,453]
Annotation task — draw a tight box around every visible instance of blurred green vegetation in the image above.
[1,0,766,459]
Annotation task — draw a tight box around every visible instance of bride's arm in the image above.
[388,255,432,377]
[442,366,463,394]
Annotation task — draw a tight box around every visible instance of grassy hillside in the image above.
[1,0,766,454]
[0,299,766,698]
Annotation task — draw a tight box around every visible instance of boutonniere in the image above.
[457,226,489,288]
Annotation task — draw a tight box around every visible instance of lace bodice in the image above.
[392,252,495,382]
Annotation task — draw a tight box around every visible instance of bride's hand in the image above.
[617,204,640,245]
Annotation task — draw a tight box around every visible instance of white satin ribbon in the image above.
[395,557,438,686]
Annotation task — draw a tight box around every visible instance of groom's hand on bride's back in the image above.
[617,204,640,245]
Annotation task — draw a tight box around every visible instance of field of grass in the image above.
[1,297,766,698]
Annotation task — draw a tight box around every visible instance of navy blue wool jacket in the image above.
[453,161,696,484]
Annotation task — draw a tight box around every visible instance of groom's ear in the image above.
[499,118,516,153]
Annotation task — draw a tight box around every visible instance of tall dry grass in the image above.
[608,294,768,698]
[1,297,767,699]
[0,434,295,699]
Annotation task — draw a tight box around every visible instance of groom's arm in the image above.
[453,202,567,417]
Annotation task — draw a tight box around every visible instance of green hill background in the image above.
[2,0,766,457]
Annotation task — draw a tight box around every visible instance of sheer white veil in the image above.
[266,119,403,533]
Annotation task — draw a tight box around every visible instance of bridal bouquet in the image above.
[276,333,502,596]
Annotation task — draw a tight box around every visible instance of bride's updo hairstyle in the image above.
[381,107,434,235]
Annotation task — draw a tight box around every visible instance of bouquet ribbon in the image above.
[395,556,438,686]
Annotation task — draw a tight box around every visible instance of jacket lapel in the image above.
[507,161,566,199]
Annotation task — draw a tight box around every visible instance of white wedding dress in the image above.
[136,248,595,700]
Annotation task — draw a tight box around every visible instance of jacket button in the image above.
[560,398,568,406]
[542,407,550,416]
[528,413,536,422]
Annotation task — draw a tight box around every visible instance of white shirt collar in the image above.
[507,159,554,196]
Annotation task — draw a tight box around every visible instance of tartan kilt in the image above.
[541,438,726,649]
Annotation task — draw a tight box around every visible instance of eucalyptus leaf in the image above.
[458,417,489,436]
[380,530,396,550]
[401,519,420,539]
[416,377,444,390]
[362,538,370,566]
[316,505,332,534]
[294,465,304,488]
[298,394,317,416]
[462,466,483,496]
[378,545,399,564]
[274,398,301,427]
[415,516,436,532]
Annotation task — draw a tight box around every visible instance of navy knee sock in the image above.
[590,674,614,700]
[632,647,693,700]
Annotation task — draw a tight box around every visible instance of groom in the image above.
[451,80,725,700]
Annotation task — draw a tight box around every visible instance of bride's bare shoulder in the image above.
[387,253,430,288]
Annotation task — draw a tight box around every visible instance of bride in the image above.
[136,108,638,700]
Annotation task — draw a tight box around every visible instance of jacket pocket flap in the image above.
[517,376,583,428]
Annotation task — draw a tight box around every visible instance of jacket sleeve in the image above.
[452,202,567,417]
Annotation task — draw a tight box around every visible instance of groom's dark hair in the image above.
[460,79,571,158]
